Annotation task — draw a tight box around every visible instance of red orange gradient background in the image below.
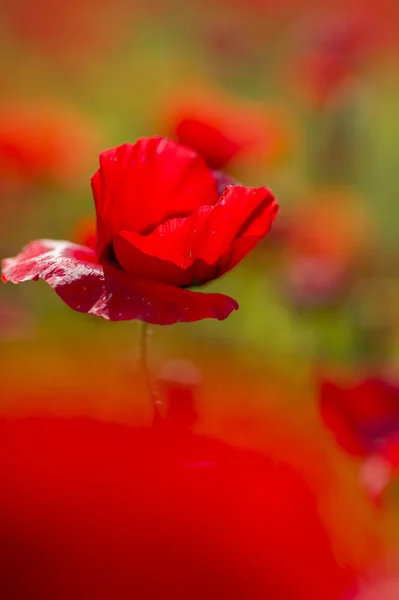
[2,0,399,597]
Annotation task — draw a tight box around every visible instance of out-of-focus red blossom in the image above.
[287,3,399,107]
[289,15,369,107]
[287,189,369,263]
[320,375,399,460]
[2,0,139,69]
[339,0,399,52]
[0,415,359,600]
[224,0,398,44]
[0,347,384,576]
[0,101,101,189]
[195,19,269,70]
[282,255,350,309]
[203,0,399,49]
[320,369,399,503]
[280,188,370,307]
[162,87,291,170]
[1,136,278,324]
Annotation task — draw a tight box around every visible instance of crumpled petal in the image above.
[1,240,238,324]
[91,137,219,258]
[113,185,278,286]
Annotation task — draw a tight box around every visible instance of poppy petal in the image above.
[196,185,278,274]
[175,117,241,169]
[113,185,278,286]
[221,186,280,274]
[2,240,238,324]
[113,230,196,287]
[91,138,219,257]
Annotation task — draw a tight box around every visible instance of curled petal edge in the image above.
[1,240,239,325]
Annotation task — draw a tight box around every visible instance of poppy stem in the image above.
[139,322,162,425]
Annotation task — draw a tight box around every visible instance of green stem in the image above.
[139,322,162,423]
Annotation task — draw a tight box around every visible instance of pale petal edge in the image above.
[1,239,238,325]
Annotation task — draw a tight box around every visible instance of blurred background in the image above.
[1,0,399,595]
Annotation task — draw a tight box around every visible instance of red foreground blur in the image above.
[0,416,357,600]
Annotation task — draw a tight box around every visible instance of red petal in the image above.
[319,380,367,457]
[221,186,279,274]
[319,377,399,458]
[113,186,278,286]
[114,229,198,287]
[2,240,238,324]
[175,118,241,169]
[196,185,278,275]
[91,138,218,257]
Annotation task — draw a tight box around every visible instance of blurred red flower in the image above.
[2,0,138,70]
[162,87,290,170]
[2,136,278,324]
[319,373,399,501]
[288,2,399,107]
[289,15,368,107]
[320,375,399,459]
[0,100,100,189]
[279,188,370,308]
[0,415,358,600]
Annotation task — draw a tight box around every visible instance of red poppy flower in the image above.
[0,415,358,600]
[318,371,399,503]
[320,375,399,458]
[162,88,290,170]
[1,137,278,324]
[0,100,101,188]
